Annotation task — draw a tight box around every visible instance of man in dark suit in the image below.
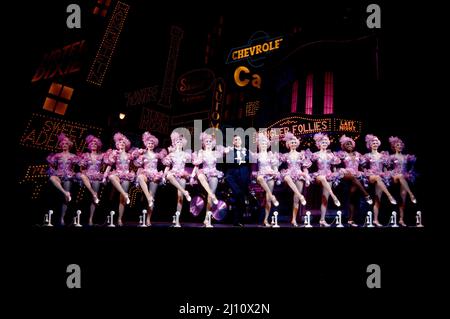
[225,135,251,227]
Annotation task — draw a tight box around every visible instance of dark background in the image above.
[15,0,444,315]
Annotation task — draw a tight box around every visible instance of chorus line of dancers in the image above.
[46,130,417,227]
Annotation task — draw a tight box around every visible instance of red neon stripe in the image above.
[291,80,298,113]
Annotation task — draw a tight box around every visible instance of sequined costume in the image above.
[280,150,312,185]
[310,150,341,185]
[335,150,368,187]
[389,153,416,183]
[104,149,136,182]
[47,152,79,182]
[362,151,392,186]
[192,147,224,179]
[162,150,192,179]
[251,151,281,181]
[133,149,167,183]
[77,152,104,182]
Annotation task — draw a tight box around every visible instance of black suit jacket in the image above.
[225,147,250,182]
[226,147,250,167]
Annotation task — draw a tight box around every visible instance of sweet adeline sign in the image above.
[20,113,103,153]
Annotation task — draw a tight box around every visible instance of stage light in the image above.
[87,1,130,86]
[119,113,126,120]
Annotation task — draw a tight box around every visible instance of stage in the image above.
[33,220,425,228]
[16,1,441,313]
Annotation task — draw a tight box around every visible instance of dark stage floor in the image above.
[33,221,424,228]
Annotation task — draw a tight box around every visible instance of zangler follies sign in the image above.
[266,114,362,147]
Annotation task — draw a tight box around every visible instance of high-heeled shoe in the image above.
[299,195,307,206]
[93,194,100,204]
[399,220,407,227]
[148,197,154,209]
[124,193,130,205]
[410,195,417,204]
[211,194,219,205]
[271,195,279,207]
[373,220,383,227]
[204,221,214,228]
[388,196,397,205]
[264,221,271,227]
[65,191,72,202]
[347,220,358,227]
[331,195,341,207]
[319,220,330,227]
[291,221,299,227]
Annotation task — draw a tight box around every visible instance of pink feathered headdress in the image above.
[365,134,380,150]
[171,131,187,147]
[257,132,270,147]
[389,136,404,151]
[339,134,355,149]
[283,132,300,145]
[58,133,73,148]
[85,135,102,150]
[142,132,159,148]
[313,133,330,148]
[113,132,131,150]
[200,132,216,147]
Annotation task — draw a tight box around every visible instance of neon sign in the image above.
[266,115,362,148]
[20,113,103,153]
[32,40,86,83]
[139,108,170,134]
[19,164,50,200]
[234,66,261,88]
[210,78,225,130]
[87,1,130,87]
[125,86,159,107]
[176,69,215,96]
[226,32,283,67]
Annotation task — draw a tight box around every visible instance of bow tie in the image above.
[235,149,246,164]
